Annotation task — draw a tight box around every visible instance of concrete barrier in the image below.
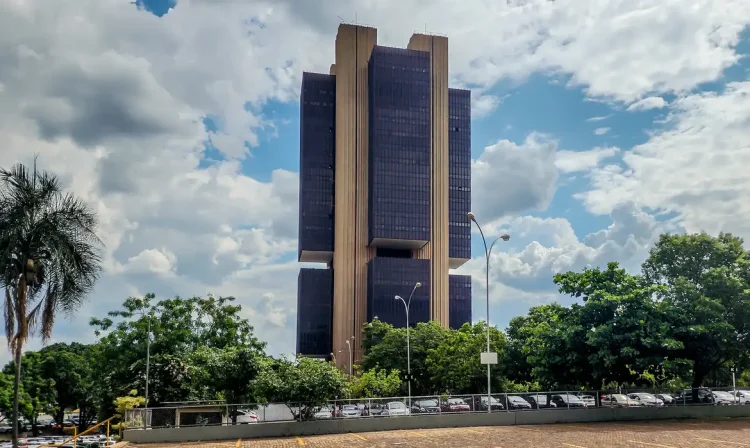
[124,405,750,444]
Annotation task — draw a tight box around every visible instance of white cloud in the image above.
[627,96,668,111]
[1,0,749,357]
[594,127,611,135]
[579,82,750,241]
[472,133,558,222]
[555,147,620,173]
[458,203,675,325]
[587,115,611,122]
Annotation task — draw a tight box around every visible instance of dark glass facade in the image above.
[298,72,336,262]
[367,257,430,328]
[449,274,472,329]
[368,46,431,247]
[296,268,333,357]
[448,88,471,261]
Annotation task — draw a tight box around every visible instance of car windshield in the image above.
[418,400,438,407]
[737,390,750,395]
[343,405,358,410]
[635,393,656,400]
[388,402,405,409]
[529,395,548,403]
[508,396,526,402]
[481,396,501,404]
[609,394,629,401]
[714,391,734,398]
[447,398,465,404]
[658,394,673,399]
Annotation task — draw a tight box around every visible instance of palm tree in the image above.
[0,161,102,448]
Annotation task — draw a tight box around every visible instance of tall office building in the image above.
[296,24,472,366]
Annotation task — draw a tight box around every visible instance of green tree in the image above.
[555,262,688,388]
[425,322,507,394]
[361,319,449,395]
[189,346,265,422]
[90,294,265,413]
[0,162,102,448]
[3,351,55,435]
[505,303,588,389]
[37,343,94,431]
[349,368,402,399]
[642,232,750,387]
[253,357,348,420]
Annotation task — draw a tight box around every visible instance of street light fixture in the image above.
[468,211,510,413]
[395,281,421,411]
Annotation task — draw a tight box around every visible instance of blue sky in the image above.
[1,0,750,362]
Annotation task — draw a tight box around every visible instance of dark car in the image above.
[472,395,505,411]
[525,394,558,409]
[411,399,441,414]
[507,395,533,410]
[551,394,587,408]
[676,389,715,404]
[441,398,471,413]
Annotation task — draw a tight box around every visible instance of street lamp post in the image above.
[345,337,354,377]
[134,300,153,409]
[468,212,510,413]
[395,282,421,411]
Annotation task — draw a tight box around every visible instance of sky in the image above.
[1,0,750,365]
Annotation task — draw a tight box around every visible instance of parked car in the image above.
[441,398,471,413]
[676,388,714,404]
[627,393,664,407]
[313,406,334,420]
[339,404,361,418]
[578,395,596,407]
[733,390,750,405]
[551,394,587,408]
[223,409,259,425]
[382,402,409,417]
[0,424,12,434]
[506,396,533,410]
[471,396,505,411]
[655,393,675,404]
[525,394,557,409]
[712,391,736,405]
[602,394,640,408]
[411,399,441,414]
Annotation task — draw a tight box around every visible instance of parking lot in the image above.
[135,418,750,447]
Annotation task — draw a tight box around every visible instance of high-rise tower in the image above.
[297,24,472,367]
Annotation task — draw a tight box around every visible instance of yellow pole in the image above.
[107,421,110,445]
[73,427,77,448]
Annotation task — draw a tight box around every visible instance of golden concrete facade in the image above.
[332,24,377,368]
[408,34,451,328]
[331,26,454,368]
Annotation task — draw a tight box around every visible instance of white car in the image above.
[627,393,664,407]
[733,390,750,405]
[339,405,361,418]
[382,402,410,417]
[313,407,334,420]
[223,410,259,425]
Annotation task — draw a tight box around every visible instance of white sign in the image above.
[480,352,498,365]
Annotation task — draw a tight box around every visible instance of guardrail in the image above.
[39,417,116,448]
[124,404,750,444]
[124,387,750,429]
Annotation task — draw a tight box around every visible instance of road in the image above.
[134,418,750,447]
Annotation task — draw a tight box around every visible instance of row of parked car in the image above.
[0,435,115,448]
[308,389,750,420]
